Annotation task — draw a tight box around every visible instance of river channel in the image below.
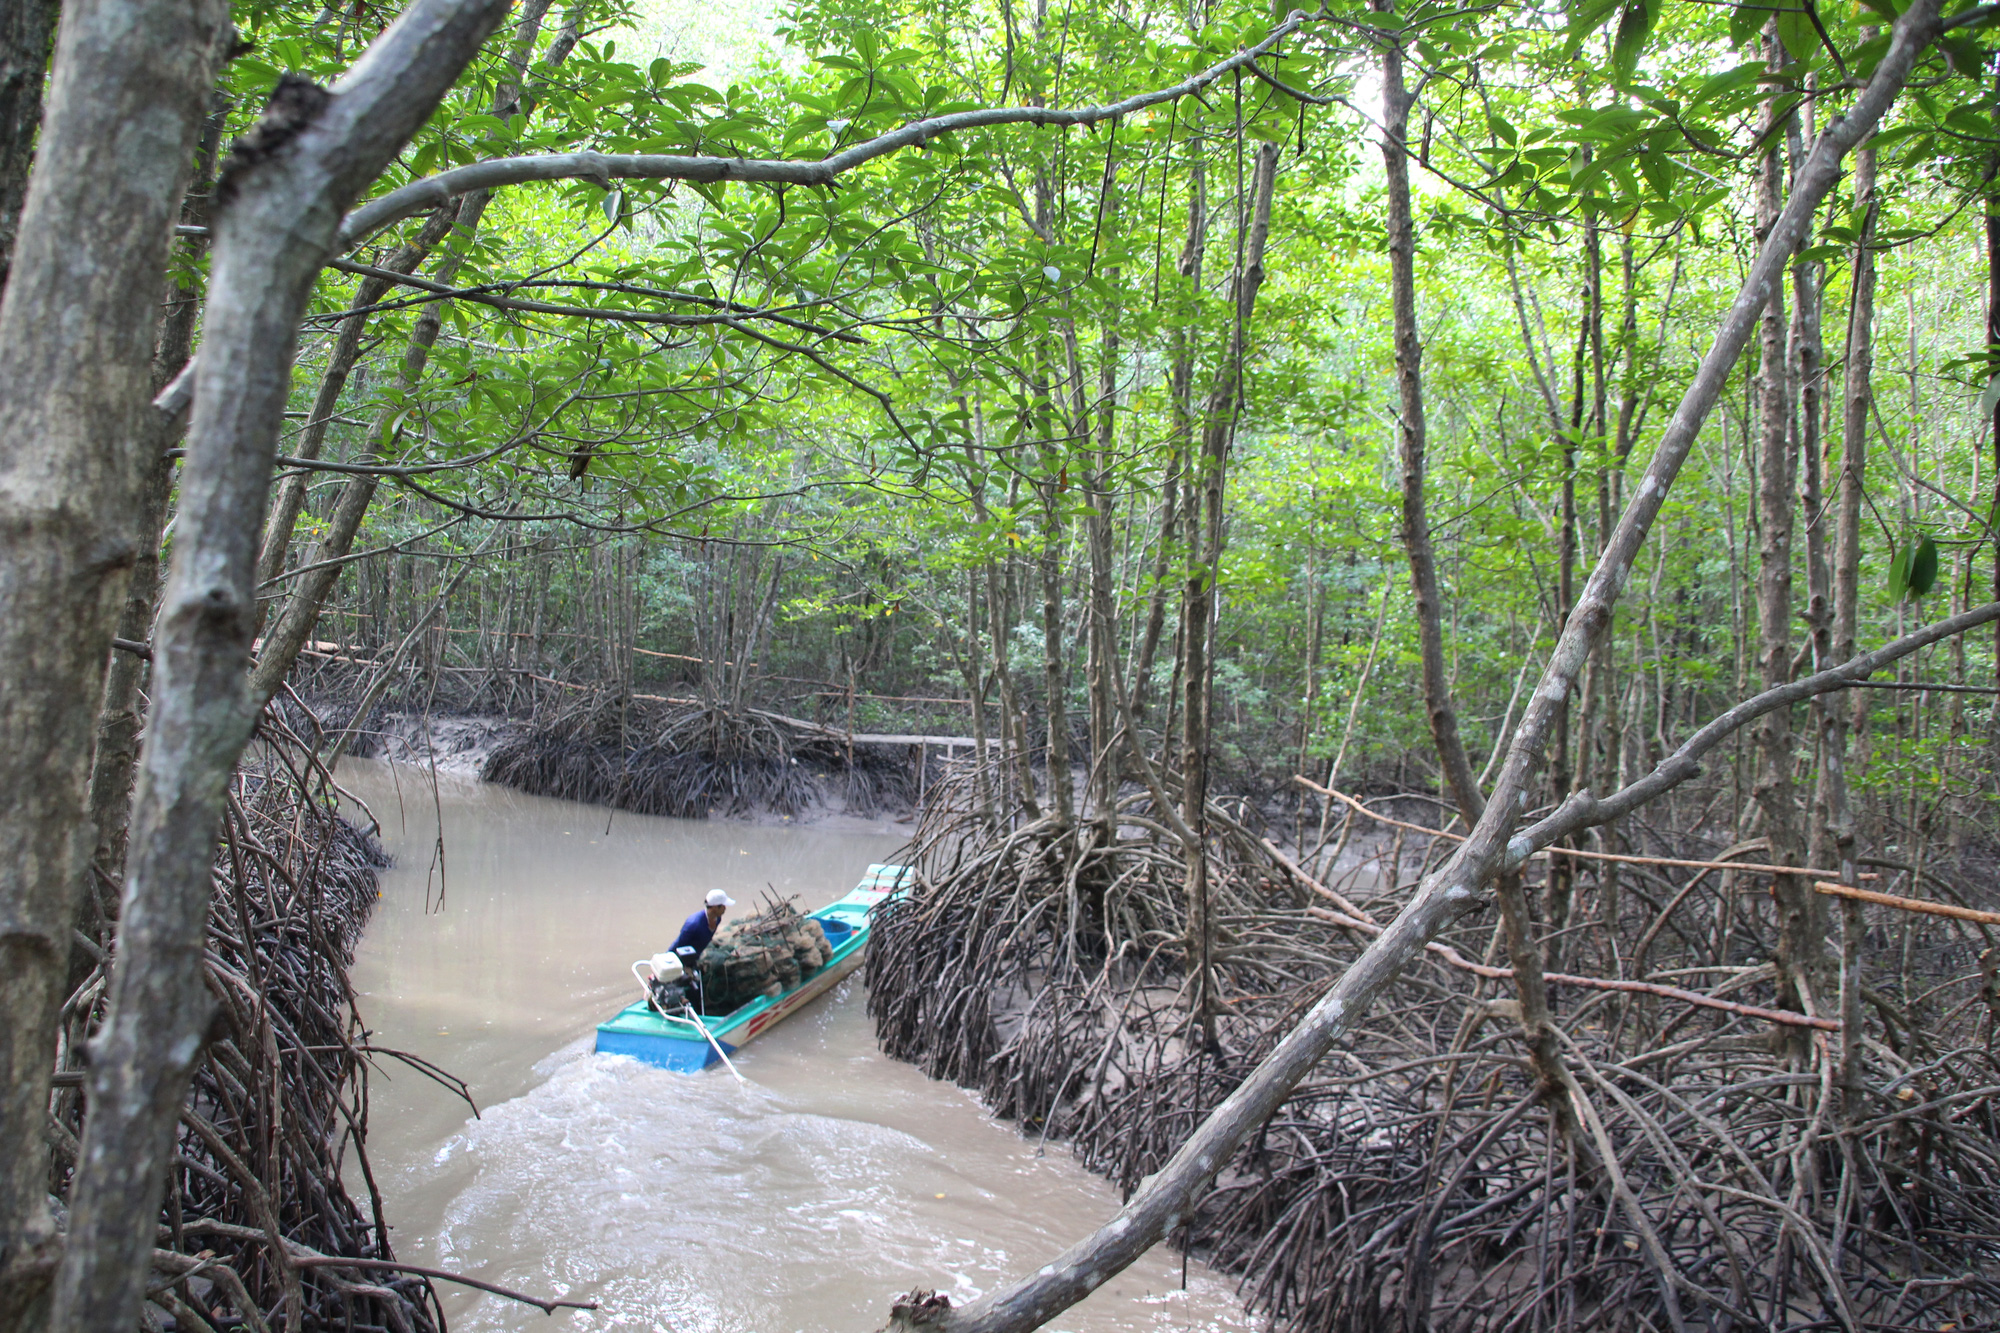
[339,760,1255,1333]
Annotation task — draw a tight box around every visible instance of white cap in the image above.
[706,890,736,908]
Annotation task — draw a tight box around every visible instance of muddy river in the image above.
[339,760,1254,1333]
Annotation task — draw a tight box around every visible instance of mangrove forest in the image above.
[4,0,2000,1323]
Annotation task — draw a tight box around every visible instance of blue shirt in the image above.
[671,908,717,960]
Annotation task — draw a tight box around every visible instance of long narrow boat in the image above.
[594,863,908,1072]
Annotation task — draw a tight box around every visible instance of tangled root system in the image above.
[483,691,916,818]
[869,774,2000,1333]
[52,703,450,1333]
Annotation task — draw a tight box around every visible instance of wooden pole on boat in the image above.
[637,959,748,1083]
[681,1006,748,1084]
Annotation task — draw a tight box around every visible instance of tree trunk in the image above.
[51,2,508,1327]
[1379,15,1483,824]
[1379,0,1569,1119]
[0,0,228,1318]
[1752,27,1813,1019]
[1181,138,1277,1051]
[1547,214,1596,966]
[1988,73,2000,713]
[1832,115,1876,1106]
[1134,152,1204,727]
[83,104,226,907]
[1036,461,1075,824]
[1795,94,1836,887]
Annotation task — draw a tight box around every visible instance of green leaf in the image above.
[1909,534,1940,597]
[1612,0,1656,80]
[1776,3,1818,61]
[1692,63,1765,105]
[1888,541,1912,600]
[1978,375,2000,419]
[1943,35,1988,74]
[1728,1,1765,47]
[1565,0,1620,54]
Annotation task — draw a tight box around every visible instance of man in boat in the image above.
[651,889,733,1016]
[671,889,734,967]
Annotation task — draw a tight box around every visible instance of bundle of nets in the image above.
[698,896,832,1013]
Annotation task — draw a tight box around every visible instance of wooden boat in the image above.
[594,863,908,1072]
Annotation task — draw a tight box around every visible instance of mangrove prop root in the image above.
[481,689,916,819]
[869,775,2000,1333]
[54,704,447,1333]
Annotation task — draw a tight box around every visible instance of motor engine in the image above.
[636,947,704,1015]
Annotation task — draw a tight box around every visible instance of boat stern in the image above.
[594,1003,735,1072]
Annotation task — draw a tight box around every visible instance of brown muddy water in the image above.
[338,760,1255,1333]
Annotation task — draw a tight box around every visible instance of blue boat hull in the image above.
[595,1025,735,1072]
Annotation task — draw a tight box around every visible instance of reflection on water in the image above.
[341,760,1252,1333]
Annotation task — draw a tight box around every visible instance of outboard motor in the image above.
[633,947,704,1016]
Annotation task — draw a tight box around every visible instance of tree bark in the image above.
[0,0,228,1318]
[1378,0,1570,1120]
[1831,114,1876,1105]
[51,2,508,1327]
[1988,72,2000,712]
[1378,11,1482,825]
[1793,94,1835,890]
[883,6,1944,1323]
[1180,138,1277,1049]
[1752,28,1813,1018]
[80,101,227,922]
[1134,152,1204,727]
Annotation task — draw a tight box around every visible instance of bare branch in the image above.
[337,10,1317,244]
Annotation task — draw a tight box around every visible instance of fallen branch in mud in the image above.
[1815,880,2000,927]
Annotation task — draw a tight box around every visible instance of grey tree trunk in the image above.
[78,106,225,956]
[1831,119,1876,1103]
[1376,2,1570,1123]
[82,101,226,907]
[51,1,508,1327]
[0,0,228,1319]
[1180,139,1277,1050]
[1134,152,1203,728]
[1751,29,1813,1017]
[1378,9,1483,825]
